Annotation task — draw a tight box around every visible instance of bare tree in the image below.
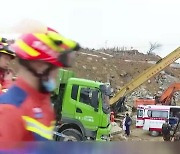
[147,42,162,55]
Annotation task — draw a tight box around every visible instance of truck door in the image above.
[143,109,150,130]
[75,86,101,130]
[136,109,144,128]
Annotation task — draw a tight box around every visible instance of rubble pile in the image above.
[156,71,180,105]
[110,122,122,135]
[174,92,180,105]
[111,133,127,141]
[123,71,180,107]
[125,86,153,106]
[71,49,179,89]
[156,71,179,91]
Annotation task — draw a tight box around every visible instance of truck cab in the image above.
[52,69,111,141]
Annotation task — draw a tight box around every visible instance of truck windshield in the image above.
[102,93,110,114]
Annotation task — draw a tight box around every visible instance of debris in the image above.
[82,65,87,69]
[120,70,128,77]
[98,52,113,57]
[87,57,93,61]
[92,67,97,70]
[125,86,153,106]
[110,122,122,135]
[111,134,127,141]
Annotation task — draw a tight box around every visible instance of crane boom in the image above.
[110,47,180,105]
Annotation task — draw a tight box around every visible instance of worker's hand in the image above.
[4,70,14,81]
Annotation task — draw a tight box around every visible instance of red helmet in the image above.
[11,28,80,67]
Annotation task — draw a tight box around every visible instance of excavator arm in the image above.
[159,83,180,105]
[110,47,180,106]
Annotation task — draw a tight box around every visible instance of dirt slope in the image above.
[68,48,180,95]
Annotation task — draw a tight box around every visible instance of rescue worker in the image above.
[0,27,80,141]
[0,37,8,43]
[0,37,14,45]
[124,113,132,136]
[0,41,16,93]
[171,112,180,141]
[162,119,171,141]
[122,115,126,134]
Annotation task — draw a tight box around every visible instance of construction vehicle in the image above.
[155,83,180,105]
[134,98,155,108]
[52,69,112,141]
[110,47,180,113]
[134,82,180,108]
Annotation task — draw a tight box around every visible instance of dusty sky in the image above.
[0,0,179,58]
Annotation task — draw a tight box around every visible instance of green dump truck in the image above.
[52,69,112,141]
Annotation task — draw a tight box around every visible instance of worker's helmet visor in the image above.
[58,50,76,67]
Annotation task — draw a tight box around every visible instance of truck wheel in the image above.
[56,128,83,141]
[150,131,159,137]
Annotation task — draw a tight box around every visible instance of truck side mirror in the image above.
[100,84,111,96]
[91,90,99,112]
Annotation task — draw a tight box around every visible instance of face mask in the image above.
[42,78,56,92]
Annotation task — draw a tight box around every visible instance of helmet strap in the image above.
[39,65,54,93]
[18,59,54,93]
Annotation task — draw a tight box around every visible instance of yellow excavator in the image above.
[110,47,180,113]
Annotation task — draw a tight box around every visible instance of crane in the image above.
[110,47,180,111]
